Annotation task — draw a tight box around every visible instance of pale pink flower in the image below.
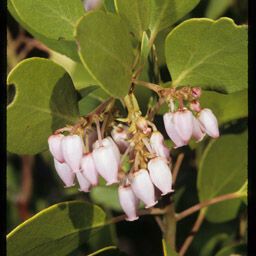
[130,169,157,208]
[150,131,170,160]
[48,134,65,163]
[118,185,139,221]
[192,116,205,142]
[163,112,187,148]
[173,109,193,142]
[111,125,130,154]
[92,144,119,185]
[61,135,84,172]
[84,0,101,11]
[54,159,75,188]
[198,108,219,138]
[75,171,91,192]
[148,157,173,195]
[81,153,98,186]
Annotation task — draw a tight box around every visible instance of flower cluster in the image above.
[48,88,219,221]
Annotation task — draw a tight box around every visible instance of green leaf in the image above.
[104,0,116,13]
[205,0,233,19]
[200,90,248,125]
[7,201,110,256]
[165,18,248,93]
[197,132,247,222]
[76,11,134,98]
[237,180,247,205]
[162,239,178,256]
[115,0,151,39]
[91,185,121,211]
[215,243,247,256]
[10,0,84,40]
[8,0,79,60]
[79,96,102,116]
[149,0,200,35]
[7,58,79,155]
[88,246,127,256]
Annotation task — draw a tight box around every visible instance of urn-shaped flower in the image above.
[81,153,98,186]
[130,169,157,208]
[54,159,75,187]
[75,171,91,192]
[61,135,84,172]
[147,157,173,195]
[118,185,139,221]
[48,134,65,163]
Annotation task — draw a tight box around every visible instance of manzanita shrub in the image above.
[7,0,248,255]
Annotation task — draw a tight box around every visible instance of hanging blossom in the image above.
[48,86,219,222]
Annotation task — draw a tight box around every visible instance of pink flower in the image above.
[75,171,91,192]
[118,185,139,221]
[191,87,202,98]
[148,157,173,195]
[93,137,120,163]
[54,159,75,188]
[81,153,98,186]
[92,144,119,185]
[198,108,219,138]
[61,135,84,172]
[163,112,187,148]
[192,116,205,142]
[48,134,65,163]
[111,125,130,154]
[190,101,201,112]
[150,131,170,160]
[173,109,193,142]
[130,169,157,208]
[84,0,101,11]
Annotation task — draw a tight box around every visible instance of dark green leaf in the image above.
[165,18,248,93]
[197,132,247,222]
[7,201,109,256]
[215,243,247,256]
[7,58,79,155]
[76,11,134,98]
[205,0,233,19]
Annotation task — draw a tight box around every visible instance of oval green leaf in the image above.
[76,11,134,98]
[165,18,248,93]
[7,201,109,256]
[10,0,84,40]
[149,0,200,35]
[115,0,151,39]
[7,58,79,155]
[197,132,247,222]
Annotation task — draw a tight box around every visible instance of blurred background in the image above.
[7,0,248,255]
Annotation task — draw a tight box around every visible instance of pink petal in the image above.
[48,134,65,163]
[75,171,91,192]
[54,159,75,187]
[81,153,98,186]
[150,131,170,160]
[192,116,206,142]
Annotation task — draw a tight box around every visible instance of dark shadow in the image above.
[7,84,16,106]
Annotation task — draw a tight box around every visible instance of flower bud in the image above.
[118,185,139,221]
[84,0,101,11]
[192,116,205,142]
[54,159,75,187]
[189,100,201,112]
[48,134,65,163]
[75,171,91,192]
[173,109,193,142]
[163,112,187,148]
[111,125,130,154]
[130,169,157,208]
[92,145,119,185]
[136,117,149,134]
[148,157,173,195]
[61,135,84,172]
[93,136,120,163]
[198,108,219,138]
[81,153,98,186]
[191,87,202,98]
[150,131,170,160]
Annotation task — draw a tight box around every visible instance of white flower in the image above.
[48,134,65,163]
[75,171,91,192]
[54,159,75,188]
[130,169,157,208]
[150,131,170,160]
[192,116,205,142]
[81,153,98,186]
[92,144,119,185]
[118,185,139,221]
[163,112,187,148]
[148,157,173,195]
[111,125,130,154]
[173,109,193,142]
[198,108,219,138]
[61,135,84,172]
